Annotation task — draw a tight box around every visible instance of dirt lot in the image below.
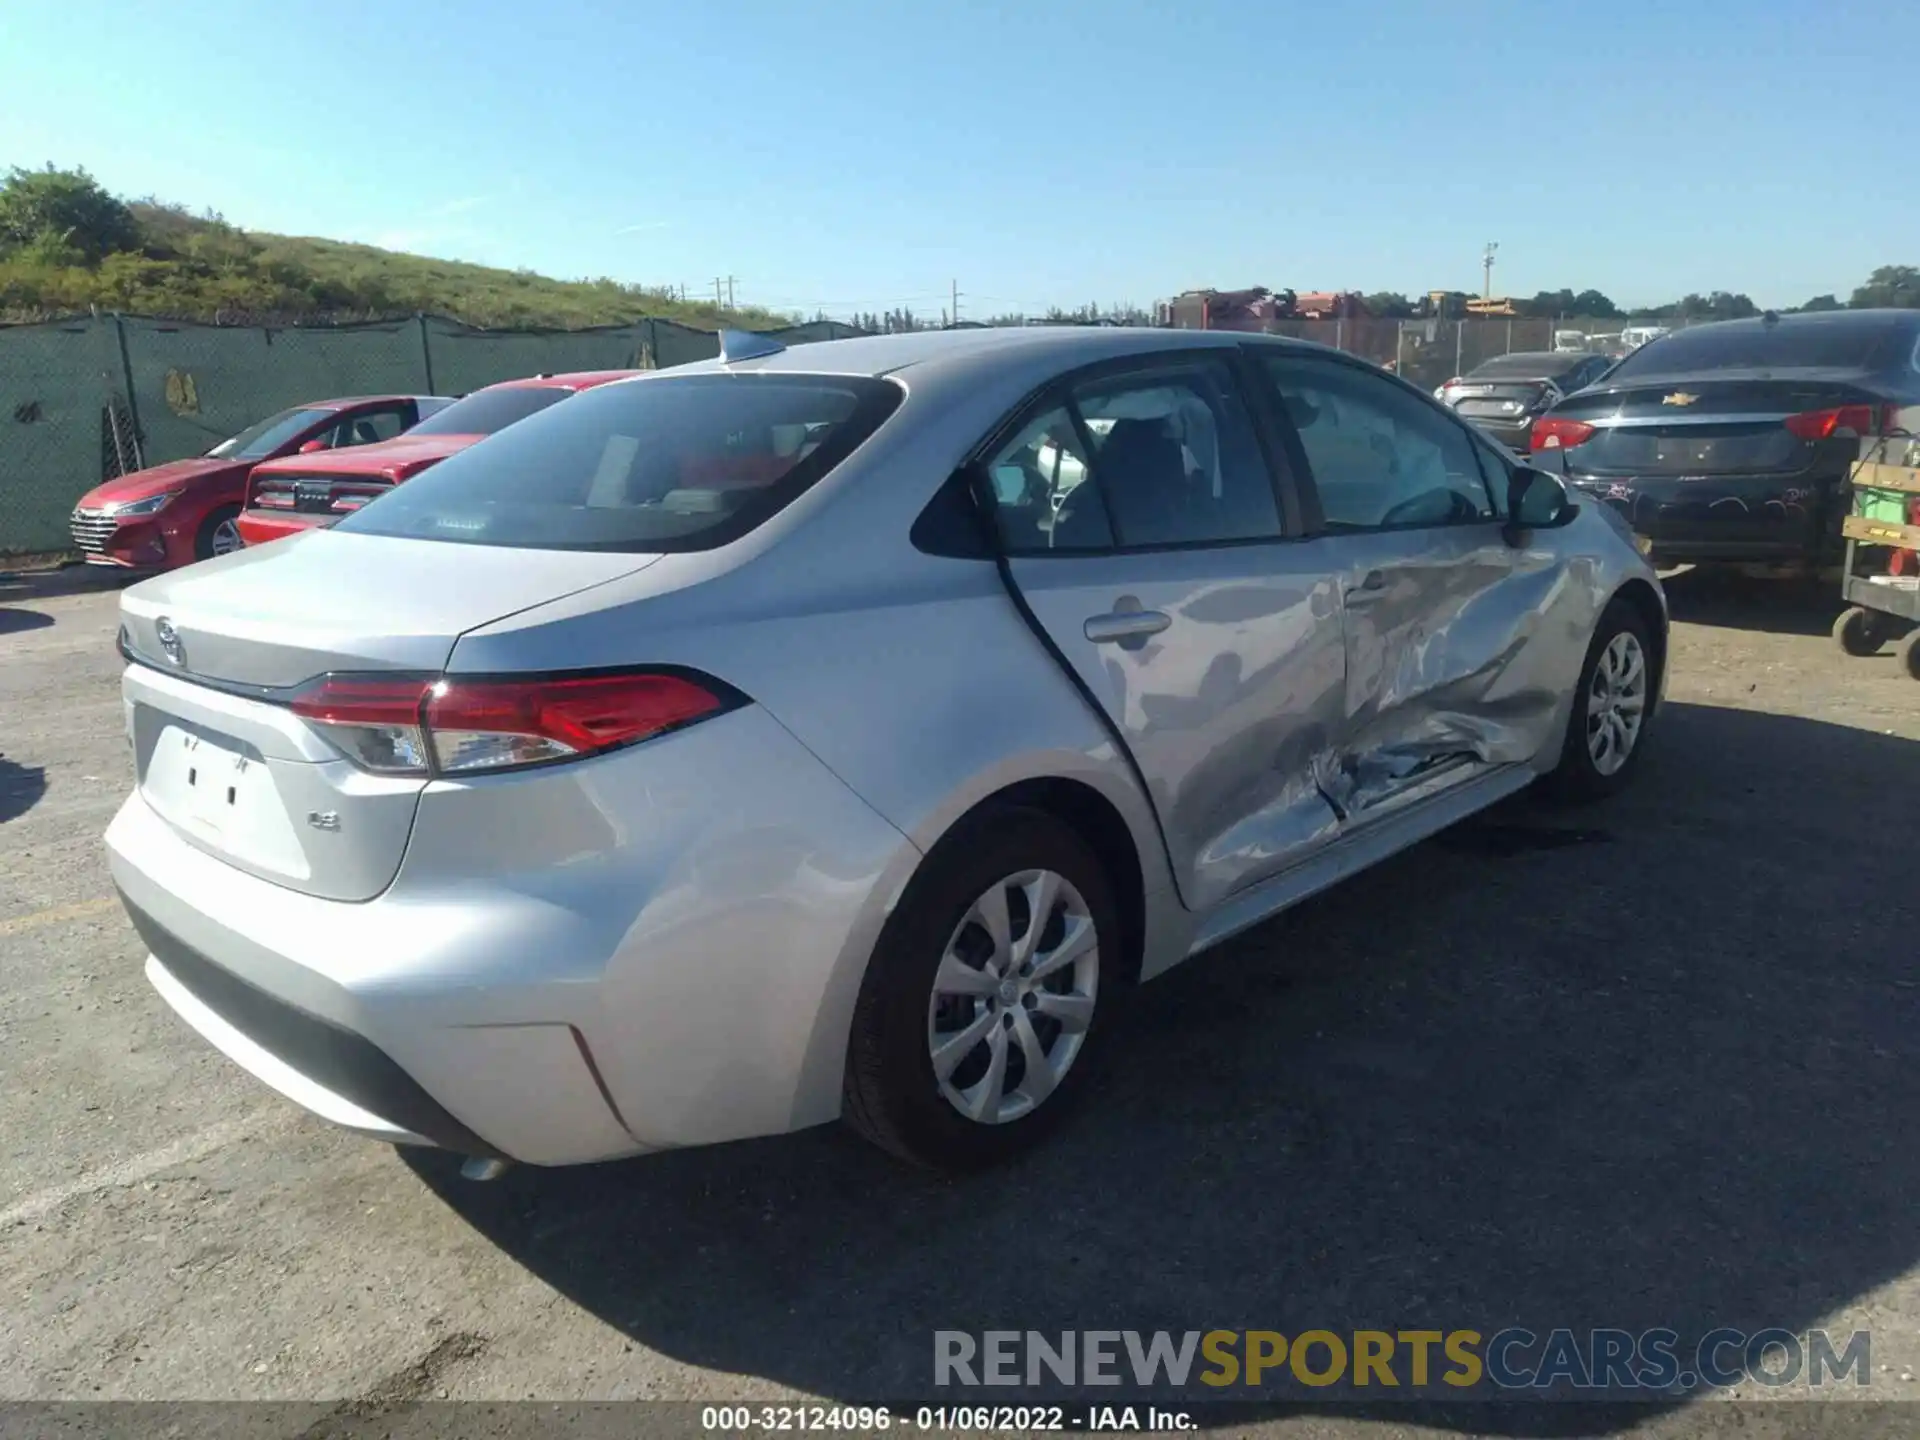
[2,564,1917,1436]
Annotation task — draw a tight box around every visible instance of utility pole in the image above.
[714,277,724,308]
[951,278,961,327]
[1482,242,1499,302]
[726,276,736,309]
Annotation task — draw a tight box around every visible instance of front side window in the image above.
[338,373,901,553]
[1261,356,1495,531]
[979,358,1283,553]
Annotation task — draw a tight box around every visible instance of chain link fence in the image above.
[3,308,1709,558]
[0,314,868,556]
[1255,314,1717,393]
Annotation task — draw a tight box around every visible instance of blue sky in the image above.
[1,0,1912,318]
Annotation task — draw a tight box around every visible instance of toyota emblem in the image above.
[155,617,185,667]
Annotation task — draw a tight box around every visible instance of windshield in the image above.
[1609,319,1908,378]
[206,407,332,460]
[338,373,902,553]
[406,385,574,436]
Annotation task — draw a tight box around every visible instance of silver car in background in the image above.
[107,327,1667,1174]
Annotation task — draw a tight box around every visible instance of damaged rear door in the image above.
[981,352,1349,914]
[1254,349,1571,820]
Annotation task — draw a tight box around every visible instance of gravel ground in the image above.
[2,563,1917,1438]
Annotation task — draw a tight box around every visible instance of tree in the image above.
[1670,291,1758,321]
[0,164,142,265]
[1363,291,1414,319]
[1848,265,1920,309]
[1794,294,1842,312]
[1571,289,1619,318]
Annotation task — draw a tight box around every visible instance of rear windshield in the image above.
[1466,353,1586,380]
[1608,318,1909,378]
[336,373,903,552]
[407,385,573,436]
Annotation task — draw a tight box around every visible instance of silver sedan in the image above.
[107,326,1666,1175]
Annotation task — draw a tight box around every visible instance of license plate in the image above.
[148,728,263,839]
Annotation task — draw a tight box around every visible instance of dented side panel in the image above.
[1003,545,1349,911]
[1318,524,1597,817]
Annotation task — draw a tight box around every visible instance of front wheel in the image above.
[194,505,243,561]
[843,807,1121,1171]
[1542,599,1655,803]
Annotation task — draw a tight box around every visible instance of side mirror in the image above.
[1505,466,1575,541]
[298,439,329,454]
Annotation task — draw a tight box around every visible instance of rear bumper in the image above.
[106,703,919,1165]
[131,902,501,1155]
[235,509,334,545]
[1566,469,1842,563]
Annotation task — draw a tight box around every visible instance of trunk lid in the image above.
[118,531,662,900]
[1551,371,1882,477]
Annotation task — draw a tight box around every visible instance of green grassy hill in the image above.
[0,181,791,330]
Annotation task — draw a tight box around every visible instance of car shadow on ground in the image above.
[0,606,55,635]
[405,701,1920,1431]
[1659,566,1847,638]
[0,755,48,823]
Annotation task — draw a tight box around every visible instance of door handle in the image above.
[1084,609,1172,645]
[1345,570,1389,603]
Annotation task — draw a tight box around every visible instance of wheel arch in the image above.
[977,776,1149,987]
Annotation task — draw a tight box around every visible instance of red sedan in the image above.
[69,395,451,571]
[236,371,639,546]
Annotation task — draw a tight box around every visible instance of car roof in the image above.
[304,394,447,409]
[656,324,1330,382]
[481,370,641,392]
[1678,308,1920,339]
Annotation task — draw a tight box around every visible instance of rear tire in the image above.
[843,806,1122,1172]
[194,505,243,561]
[1541,598,1655,804]
[1832,605,1889,657]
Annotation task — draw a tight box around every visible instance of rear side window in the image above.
[407,385,573,436]
[1608,319,1908,377]
[337,374,902,552]
[980,358,1283,553]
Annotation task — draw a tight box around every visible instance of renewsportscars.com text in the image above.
[934,1328,1871,1394]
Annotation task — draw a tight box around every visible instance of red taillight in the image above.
[425,673,728,773]
[1783,404,1890,440]
[285,671,733,776]
[253,489,296,509]
[1529,417,1596,452]
[289,675,433,773]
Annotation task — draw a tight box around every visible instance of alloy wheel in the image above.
[210,518,243,556]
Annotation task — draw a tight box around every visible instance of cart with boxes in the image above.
[1832,411,1920,680]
